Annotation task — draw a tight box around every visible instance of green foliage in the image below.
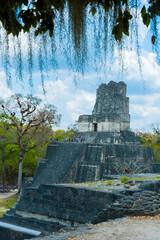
[120,175,129,184]
[0,1,159,39]
[0,95,60,190]
[87,182,92,187]
[89,7,97,16]
[141,6,150,27]
[52,128,77,142]
[0,195,18,217]
[107,180,112,185]
[112,9,132,41]
[22,149,38,177]
[0,114,51,185]
[137,132,160,163]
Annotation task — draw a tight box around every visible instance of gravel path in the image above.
[0,190,18,199]
[70,217,160,240]
[30,216,160,240]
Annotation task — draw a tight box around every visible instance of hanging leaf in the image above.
[89,7,97,16]
[112,24,123,41]
[141,6,146,18]
[151,35,156,45]
[142,13,150,27]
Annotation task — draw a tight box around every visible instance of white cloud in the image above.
[37,78,95,129]
[130,93,160,131]
[66,90,95,120]
[0,72,13,99]
[112,50,160,91]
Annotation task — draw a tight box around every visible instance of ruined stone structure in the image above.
[0,81,158,239]
[78,81,130,133]
[2,180,160,239]
[76,81,140,145]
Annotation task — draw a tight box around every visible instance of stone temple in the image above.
[0,81,158,239]
[76,81,140,145]
[27,81,155,186]
[22,81,155,186]
[78,81,130,133]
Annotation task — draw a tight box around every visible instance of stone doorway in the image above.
[93,123,97,132]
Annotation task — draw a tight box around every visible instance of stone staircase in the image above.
[31,143,86,188]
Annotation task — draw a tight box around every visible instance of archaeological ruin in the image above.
[78,81,130,133]
[0,81,160,240]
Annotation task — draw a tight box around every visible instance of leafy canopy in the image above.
[1,0,159,40]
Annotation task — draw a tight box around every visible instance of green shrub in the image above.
[140,137,146,144]
[87,182,92,187]
[146,138,152,143]
[107,180,112,185]
[120,176,129,184]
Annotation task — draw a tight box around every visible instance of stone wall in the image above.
[78,121,130,133]
[25,142,155,189]
[76,144,155,182]
[2,181,160,235]
[1,184,121,233]
[75,131,140,144]
[92,81,129,117]
[78,81,130,132]
[92,180,160,224]
[31,143,86,188]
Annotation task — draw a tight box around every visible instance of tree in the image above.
[0,1,159,41]
[136,131,160,163]
[0,94,61,191]
[0,118,17,186]
[0,0,160,88]
[0,121,51,185]
[52,123,78,141]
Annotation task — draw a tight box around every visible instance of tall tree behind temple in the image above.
[0,119,17,186]
[0,122,52,186]
[0,95,61,191]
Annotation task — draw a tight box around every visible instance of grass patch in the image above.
[107,180,112,185]
[0,195,18,217]
[120,176,129,184]
[68,175,160,190]
[70,180,118,188]
[132,176,160,181]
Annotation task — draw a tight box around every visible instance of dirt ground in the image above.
[65,216,160,240]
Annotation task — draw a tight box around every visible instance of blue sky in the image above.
[0,7,160,132]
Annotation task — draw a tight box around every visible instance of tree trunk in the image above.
[17,150,25,192]
[17,160,23,192]
[2,157,5,187]
[17,130,24,192]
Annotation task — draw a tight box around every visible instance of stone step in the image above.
[0,221,41,240]
[32,143,86,187]
[2,211,64,232]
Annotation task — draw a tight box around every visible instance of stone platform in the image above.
[1,180,160,239]
[28,142,155,188]
[74,131,140,144]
